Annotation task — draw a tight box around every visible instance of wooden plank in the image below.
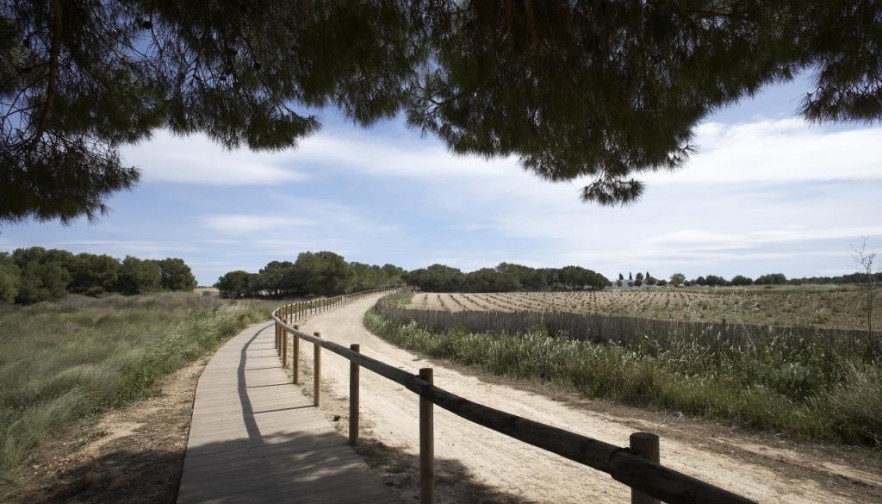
[177,321,400,504]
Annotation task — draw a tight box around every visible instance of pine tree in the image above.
[3,1,881,222]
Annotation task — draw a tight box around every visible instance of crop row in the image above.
[408,289,880,332]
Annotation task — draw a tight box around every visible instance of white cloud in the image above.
[202,214,317,233]
[646,119,882,184]
[121,130,307,185]
[646,226,882,251]
[259,128,521,180]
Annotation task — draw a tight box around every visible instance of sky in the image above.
[3,78,882,286]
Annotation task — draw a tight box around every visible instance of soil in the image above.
[3,293,880,504]
[294,294,882,504]
[0,357,209,504]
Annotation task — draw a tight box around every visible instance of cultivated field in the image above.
[406,287,881,331]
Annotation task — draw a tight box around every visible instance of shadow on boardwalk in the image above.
[18,432,533,504]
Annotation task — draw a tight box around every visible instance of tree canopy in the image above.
[215,251,404,298]
[0,247,197,303]
[402,262,609,292]
[2,1,881,223]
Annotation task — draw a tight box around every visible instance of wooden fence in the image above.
[375,299,881,358]
[271,291,756,504]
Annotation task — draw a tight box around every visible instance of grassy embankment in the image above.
[367,292,882,448]
[0,292,273,484]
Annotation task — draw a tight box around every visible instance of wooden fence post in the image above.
[313,332,322,407]
[349,344,360,446]
[630,432,660,504]
[292,325,300,384]
[275,321,280,354]
[281,327,287,368]
[419,368,434,504]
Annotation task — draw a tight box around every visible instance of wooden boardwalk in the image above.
[177,321,401,504]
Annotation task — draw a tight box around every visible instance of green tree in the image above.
[404,264,466,292]
[68,253,120,295]
[11,247,71,303]
[731,275,754,286]
[755,273,788,285]
[216,270,253,299]
[351,262,382,291]
[258,261,296,296]
[293,251,355,296]
[381,264,405,285]
[3,2,881,223]
[0,253,21,304]
[634,272,644,287]
[158,258,197,291]
[670,273,686,287]
[117,256,161,294]
[704,274,728,287]
[16,261,70,304]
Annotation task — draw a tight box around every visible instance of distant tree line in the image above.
[640,271,882,288]
[0,247,197,304]
[403,263,609,292]
[215,251,405,299]
[614,271,666,287]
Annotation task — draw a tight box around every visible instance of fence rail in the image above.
[270,291,755,504]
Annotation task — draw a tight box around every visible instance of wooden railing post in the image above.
[349,344,360,446]
[313,332,322,407]
[281,327,287,368]
[292,325,300,384]
[274,321,280,354]
[630,432,660,504]
[419,368,434,504]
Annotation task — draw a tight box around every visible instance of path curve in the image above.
[293,294,882,504]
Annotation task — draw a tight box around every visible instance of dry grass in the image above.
[0,292,270,485]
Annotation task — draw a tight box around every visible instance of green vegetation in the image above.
[0,247,197,305]
[0,292,269,484]
[403,263,609,292]
[367,294,882,448]
[216,251,404,299]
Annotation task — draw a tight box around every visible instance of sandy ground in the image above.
[292,294,882,504]
[1,356,208,504]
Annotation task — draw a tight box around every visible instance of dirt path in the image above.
[294,295,882,504]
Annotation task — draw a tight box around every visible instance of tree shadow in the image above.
[12,430,534,504]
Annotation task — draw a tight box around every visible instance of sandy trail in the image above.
[291,294,881,504]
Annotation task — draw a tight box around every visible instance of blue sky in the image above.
[3,78,882,286]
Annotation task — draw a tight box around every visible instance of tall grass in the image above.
[0,292,269,483]
[365,303,882,448]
